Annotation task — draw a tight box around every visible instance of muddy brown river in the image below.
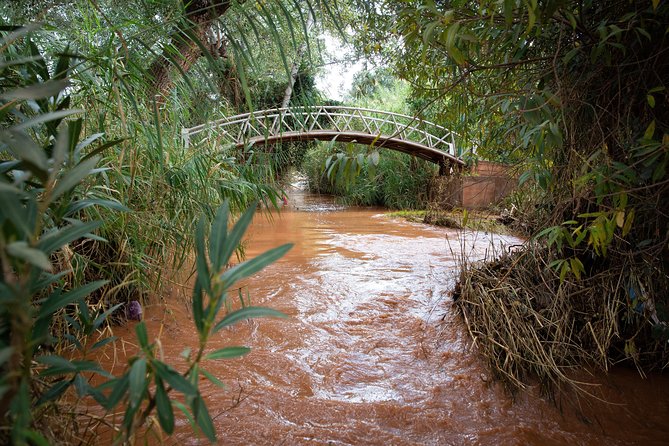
[107,190,669,445]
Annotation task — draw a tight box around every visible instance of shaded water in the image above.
[110,188,669,445]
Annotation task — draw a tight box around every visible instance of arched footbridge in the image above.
[182,106,465,173]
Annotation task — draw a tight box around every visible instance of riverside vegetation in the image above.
[1,0,668,443]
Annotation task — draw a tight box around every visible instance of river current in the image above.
[107,188,669,445]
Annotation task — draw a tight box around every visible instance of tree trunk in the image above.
[280,8,315,108]
[149,0,232,102]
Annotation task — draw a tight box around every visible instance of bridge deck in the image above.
[242,130,464,167]
[182,106,465,170]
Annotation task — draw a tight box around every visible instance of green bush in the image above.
[302,141,436,210]
[0,27,290,445]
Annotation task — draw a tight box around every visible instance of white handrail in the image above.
[182,106,459,160]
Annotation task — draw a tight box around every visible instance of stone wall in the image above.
[430,161,516,210]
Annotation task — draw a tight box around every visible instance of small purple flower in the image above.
[127,300,143,321]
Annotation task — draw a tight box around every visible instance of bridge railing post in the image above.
[182,128,190,149]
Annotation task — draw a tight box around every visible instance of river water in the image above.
[111,188,669,445]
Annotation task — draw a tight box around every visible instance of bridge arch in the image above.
[182,106,465,172]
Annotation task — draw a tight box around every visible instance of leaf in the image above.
[643,120,656,140]
[93,302,124,330]
[615,211,625,228]
[90,336,117,352]
[65,198,130,216]
[209,201,230,270]
[36,379,73,406]
[38,357,108,377]
[569,257,584,280]
[622,208,635,237]
[151,361,197,397]
[37,220,102,255]
[194,217,212,296]
[173,401,195,430]
[100,376,129,410]
[6,241,52,271]
[155,377,174,434]
[74,374,90,398]
[218,203,258,268]
[193,395,216,442]
[219,243,293,288]
[200,368,226,388]
[504,0,514,26]
[80,138,126,162]
[50,155,101,202]
[368,150,380,166]
[213,306,287,333]
[135,321,149,350]
[204,347,251,361]
[37,280,107,318]
[0,79,69,100]
[0,129,49,175]
[128,357,147,408]
[10,109,83,133]
[647,95,656,108]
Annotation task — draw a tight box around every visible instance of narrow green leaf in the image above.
[36,379,73,406]
[151,361,197,397]
[80,138,127,162]
[195,217,212,296]
[135,321,149,350]
[173,401,195,430]
[643,120,656,140]
[213,306,287,333]
[219,243,293,287]
[0,23,42,47]
[100,376,128,410]
[65,198,129,216]
[204,346,250,361]
[0,191,32,238]
[0,79,69,100]
[128,358,147,408]
[6,241,52,271]
[504,0,514,26]
[0,129,49,175]
[209,202,230,270]
[193,395,216,442]
[155,377,175,434]
[200,368,226,388]
[192,282,205,335]
[50,155,101,202]
[218,203,258,268]
[22,430,50,446]
[93,302,124,330]
[36,355,76,371]
[647,95,656,108]
[37,220,102,255]
[10,109,83,132]
[37,280,107,318]
[74,374,89,398]
[90,336,117,352]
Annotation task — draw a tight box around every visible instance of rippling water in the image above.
[104,190,669,445]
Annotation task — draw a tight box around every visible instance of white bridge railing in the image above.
[182,106,458,158]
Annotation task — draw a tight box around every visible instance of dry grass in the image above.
[454,243,669,397]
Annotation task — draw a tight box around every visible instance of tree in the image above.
[148,0,232,100]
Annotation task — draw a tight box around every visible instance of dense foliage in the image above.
[0,0,335,443]
[347,0,668,384]
[303,142,436,209]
